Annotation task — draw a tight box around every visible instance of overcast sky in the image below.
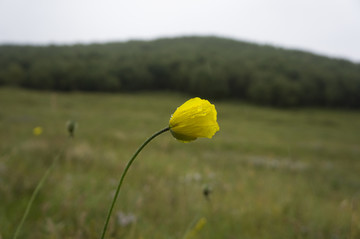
[1,0,359,62]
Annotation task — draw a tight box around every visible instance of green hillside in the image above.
[1,36,360,107]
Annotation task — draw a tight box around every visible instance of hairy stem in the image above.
[100,127,170,239]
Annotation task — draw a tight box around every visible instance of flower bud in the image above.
[66,120,77,138]
[169,97,219,142]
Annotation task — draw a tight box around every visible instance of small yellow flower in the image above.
[184,217,207,239]
[194,217,207,231]
[169,97,219,142]
[33,126,43,136]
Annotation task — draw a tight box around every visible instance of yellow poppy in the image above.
[100,98,219,238]
[169,97,219,142]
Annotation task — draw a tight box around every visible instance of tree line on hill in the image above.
[0,36,359,108]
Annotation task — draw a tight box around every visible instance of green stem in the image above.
[13,144,67,239]
[100,127,170,239]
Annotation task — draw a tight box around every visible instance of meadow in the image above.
[1,88,359,239]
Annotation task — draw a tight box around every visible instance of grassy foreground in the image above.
[0,88,359,239]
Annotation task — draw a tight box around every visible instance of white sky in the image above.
[1,0,360,62]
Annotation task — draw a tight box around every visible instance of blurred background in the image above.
[0,0,360,238]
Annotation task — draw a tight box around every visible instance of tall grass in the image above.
[0,88,359,238]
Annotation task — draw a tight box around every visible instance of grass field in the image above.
[1,88,360,239]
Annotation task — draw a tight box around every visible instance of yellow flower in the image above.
[184,217,207,239]
[33,126,43,136]
[169,97,219,142]
[194,217,207,231]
